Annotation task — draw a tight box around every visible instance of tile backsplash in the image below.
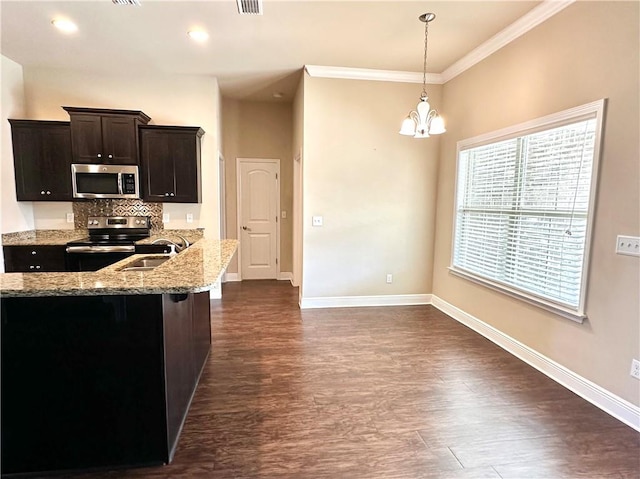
[73,199,164,231]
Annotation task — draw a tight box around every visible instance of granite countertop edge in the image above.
[0,239,238,298]
[2,229,205,246]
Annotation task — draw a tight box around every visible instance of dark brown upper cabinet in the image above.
[9,120,73,201]
[63,107,150,165]
[139,126,204,203]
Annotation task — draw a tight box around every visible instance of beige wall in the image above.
[221,98,294,274]
[1,56,34,234]
[292,76,305,290]
[1,55,34,272]
[19,67,221,237]
[433,1,640,405]
[301,75,441,299]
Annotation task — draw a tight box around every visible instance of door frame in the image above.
[219,152,226,240]
[293,150,302,289]
[236,158,281,281]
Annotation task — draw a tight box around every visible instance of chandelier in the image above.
[399,13,446,138]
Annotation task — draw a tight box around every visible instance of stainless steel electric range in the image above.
[66,216,151,272]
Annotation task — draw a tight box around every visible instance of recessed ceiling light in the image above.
[51,18,78,33]
[187,30,209,43]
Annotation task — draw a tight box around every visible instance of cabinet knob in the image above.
[170,193,175,197]
[41,191,46,195]
[30,265,35,269]
[46,191,51,195]
[31,251,37,255]
[35,265,41,269]
[97,154,102,158]
[165,193,170,196]
[108,154,113,159]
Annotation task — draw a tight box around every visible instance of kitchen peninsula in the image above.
[0,239,237,476]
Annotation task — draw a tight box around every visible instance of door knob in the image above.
[242,226,251,231]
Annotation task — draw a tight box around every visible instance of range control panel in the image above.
[87,216,150,229]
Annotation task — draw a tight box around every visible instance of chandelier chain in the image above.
[421,18,429,97]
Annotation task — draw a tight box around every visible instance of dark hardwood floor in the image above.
[53,281,640,478]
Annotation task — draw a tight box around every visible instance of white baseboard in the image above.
[224,272,293,283]
[278,271,293,283]
[431,295,640,432]
[300,294,432,309]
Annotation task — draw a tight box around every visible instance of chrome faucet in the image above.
[152,237,188,252]
[175,234,190,250]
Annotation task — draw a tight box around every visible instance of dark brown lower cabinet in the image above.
[3,245,67,272]
[1,291,211,476]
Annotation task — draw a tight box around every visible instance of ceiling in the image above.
[0,0,541,101]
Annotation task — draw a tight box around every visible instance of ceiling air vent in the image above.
[236,0,263,15]
[112,0,141,5]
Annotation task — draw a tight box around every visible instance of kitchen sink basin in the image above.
[118,256,171,272]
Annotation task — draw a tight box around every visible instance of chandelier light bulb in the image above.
[429,114,446,135]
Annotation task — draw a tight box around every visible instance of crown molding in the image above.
[304,65,444,85]
[305,0,575,87]
[441,0,576,82]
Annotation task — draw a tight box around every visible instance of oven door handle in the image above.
[66,245,136,254]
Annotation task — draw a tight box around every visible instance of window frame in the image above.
[450,99,606,323]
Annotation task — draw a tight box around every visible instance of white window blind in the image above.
[451,100,605,321]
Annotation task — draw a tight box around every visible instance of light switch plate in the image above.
[66,213,74,224]
[312,216,323,227]
[162,213,170,224]
[616,235,640,256]
[186,213,194,223]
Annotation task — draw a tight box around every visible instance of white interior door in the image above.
[238,159,279,280]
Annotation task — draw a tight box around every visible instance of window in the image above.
[451,100,605,322]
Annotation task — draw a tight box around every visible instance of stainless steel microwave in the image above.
[71,164,140,199]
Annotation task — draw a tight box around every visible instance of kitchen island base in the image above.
[1,291,211,476]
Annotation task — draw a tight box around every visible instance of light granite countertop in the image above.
[0,239,238,298]
[2,229,88,246]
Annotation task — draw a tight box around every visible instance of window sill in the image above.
[448,267,586,324]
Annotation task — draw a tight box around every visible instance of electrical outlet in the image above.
[66,213,74,224]
[616,235,640,256]
[186,213,194,223]
[386,274,393,284]
[631,359,640,380]
[162,213,170,224]
[312,216,323,227]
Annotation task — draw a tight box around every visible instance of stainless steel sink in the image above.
[118,256,171,272]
